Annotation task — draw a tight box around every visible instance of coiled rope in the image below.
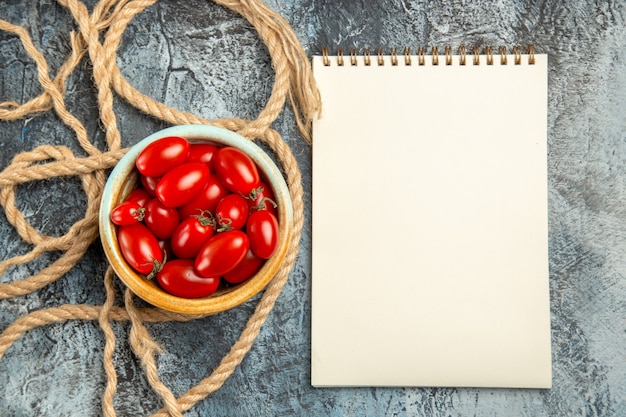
[0,1,320,415]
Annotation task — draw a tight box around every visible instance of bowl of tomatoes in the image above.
[99,124,293,314]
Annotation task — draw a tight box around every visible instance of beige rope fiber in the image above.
[0,0,320,415]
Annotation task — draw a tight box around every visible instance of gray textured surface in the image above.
[0,0,625,416]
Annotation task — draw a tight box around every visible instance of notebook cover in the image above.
[311,53,551,388]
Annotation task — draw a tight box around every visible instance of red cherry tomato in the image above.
[156,259,219,298]
[223,249,265,284]
[110,200,145,226]
[215,193,249,231]
[170,212,216,259]
[144,198,180,239]
[187,143,219,169]
[140,174,159,196]
[117,223,164,278]
[124,188,152,207]
[155,162,210,207]
[246,210,279,259]
[212,146,261,196]
[195,230,249,278]
[177,175,230,219]
[135,136,190,177]
[247,181,278,217]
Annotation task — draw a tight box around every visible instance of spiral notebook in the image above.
[311,47,551,388]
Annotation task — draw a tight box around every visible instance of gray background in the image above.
[1,0,625,416]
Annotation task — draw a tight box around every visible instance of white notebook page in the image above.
[311,52,551,388]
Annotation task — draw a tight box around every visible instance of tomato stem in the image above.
[131,207,146,222]
[216,217,234,233]
[247,186,265,201]
[193,210,216,228]
[252,197,277,212]
[146,251,167,280]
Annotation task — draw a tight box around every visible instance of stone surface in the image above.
[1,0,625,416]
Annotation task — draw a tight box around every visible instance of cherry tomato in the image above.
[223,249,265,284]
[136,136,190,177]
[156,259,220,298]
[124,188,152,207]
[195,230,249,278]
[144,198,180,239]
[247,181,278,218]
[187,143,219,169]
[177,175,230,219]
[155,162,210,207]
[140,174,159,196]
[215,193,249,231]
[110,200,145,226]
[170,212,216,259]
[246,210,279,259]
[212,146,261,195]
[117,223,164,278]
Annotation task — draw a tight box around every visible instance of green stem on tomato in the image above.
[146,251,167,280]
[131,207,146,222]
[247,185,265,201]
[216,217,234,233]
[194,210,216,228]
[252,196,277,212]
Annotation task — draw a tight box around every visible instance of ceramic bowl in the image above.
[99,124,293,314]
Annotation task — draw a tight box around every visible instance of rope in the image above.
[0,0,319,415]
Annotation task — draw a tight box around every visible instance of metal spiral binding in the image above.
[321,45,536,66]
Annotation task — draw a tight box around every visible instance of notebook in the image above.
[311,47,551,388]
